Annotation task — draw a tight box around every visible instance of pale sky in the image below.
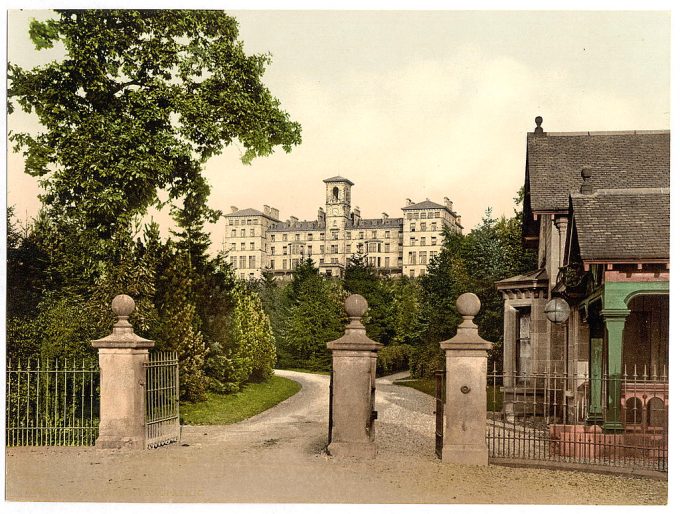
[6,8,671,254]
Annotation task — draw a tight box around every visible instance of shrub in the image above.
[376,344,413,377]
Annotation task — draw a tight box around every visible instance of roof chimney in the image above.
[534,116,545,135]
[382,212,388,222]
[580,166,593,194]
[263,204,271,216]
[289,215,298,224]
[406,198,413,205]
[230,206,239,213]
[270,207,280,220]
[444,197,453,210]
[318,207,326,223]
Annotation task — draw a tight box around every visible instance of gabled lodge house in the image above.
[496,118,669,432]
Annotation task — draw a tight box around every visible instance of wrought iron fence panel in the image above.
[144,351,180,448]
[6,358,100,446]
[486,363,668,474]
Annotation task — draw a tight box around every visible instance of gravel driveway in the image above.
[5,370,667,504]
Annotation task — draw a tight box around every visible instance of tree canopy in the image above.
[9,9,302,239]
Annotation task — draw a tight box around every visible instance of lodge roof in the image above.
[495,268,548,290]
[526,130,670,213]
[224,208,267,217]
[571,188,670,261]
[322,176,355,185]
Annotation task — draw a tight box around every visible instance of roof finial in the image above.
[580,166,593,194]
[534,116,544,134]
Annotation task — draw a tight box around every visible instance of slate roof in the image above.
[527,131,670,212]
[496,268,548,290]
[353,217,403,229]
[322,176,354,185]
[224,208,267,217]
[571,188,669,261]
[269,220,325,232]
[401,200,448,211]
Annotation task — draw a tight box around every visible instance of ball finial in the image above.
[535,115,543,128]
[581,166,592,180]
[456,292,481,317]
[345,294,368,318]
[111,294,135,317]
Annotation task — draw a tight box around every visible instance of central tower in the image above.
[323,176,353,230]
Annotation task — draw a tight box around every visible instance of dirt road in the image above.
[4,370,667,504]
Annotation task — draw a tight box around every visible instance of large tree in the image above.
[9,9,301,241]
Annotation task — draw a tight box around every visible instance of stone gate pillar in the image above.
[91,295,154,449]
[439,293,493,465]
[326,294,383,458]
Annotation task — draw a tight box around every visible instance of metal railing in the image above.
[6,358,100,446]
[144,351,180,448]
[486,363,668,474]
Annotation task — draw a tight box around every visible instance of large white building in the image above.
[223,176,462,279]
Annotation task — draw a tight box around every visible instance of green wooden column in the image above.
[602,310,628,432]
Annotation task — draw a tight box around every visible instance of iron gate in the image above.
[6,358,100,446]
[435,370,445,458]
[144,351,180,448]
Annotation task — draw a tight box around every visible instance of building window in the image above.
[270,234,275,242]
[270,246,275,255]
[283,260,287,270]
[385,243,390,253]
[372,230,377,238]
[434,211,440,218]
[228,219,234,226]
[250,242,255,250]
[368,242,378,253]
[230,256,237,266]
[320,233,325,240]
[410,237,416,246]
[307,233,313,241]
[385,231,390,238]
[369,257,376,266]
[248,256,256,269]
[419,251,427,264]
[420,222,426,231]
[247,219,252,225]
[253,219,259,225]
[517,310,531,381]
[331,230,339,240]
[239,256,246,268]
[358,232,364,239]
[419,268,426,276]
[331,257,338,264]
[431,222,437,231]
[320,245,325,253]
[307,245,312,255]
[346,244,351,253]
[420,212,427,219]
[270,259,274,268]
[283,247,288,255]
[346,231,351,239]
[230,243,236,251]
[282,234,288,242]
[420,237,426,246]
[250,229,255,237]
[385,257,390,268]
[231,229,236,237]
[240,229,246,237]
[408,252,415,265]
[319,258,324,264]
[410,223,416,232]
[427,212,434,219]
[240,242,246,251]
[241,219,246,225]
[332,186,339,200]
[295,233,300,241]
[331,245,338,254]
[409,269,415,278]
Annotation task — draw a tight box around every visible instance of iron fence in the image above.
[6,358,100,446]
[144,351,180,448]
[486,363,668,474]
[434,370,445,459]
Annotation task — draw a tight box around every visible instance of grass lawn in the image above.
[394,377,504,411]
[180,375,302,425]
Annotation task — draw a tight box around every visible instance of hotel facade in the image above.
[223,176,462,279]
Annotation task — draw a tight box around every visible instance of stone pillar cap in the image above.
[92,294,154,349]
[440,292,492,350]
[327,294,383,351]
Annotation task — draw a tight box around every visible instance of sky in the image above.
[5,7,672,255]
